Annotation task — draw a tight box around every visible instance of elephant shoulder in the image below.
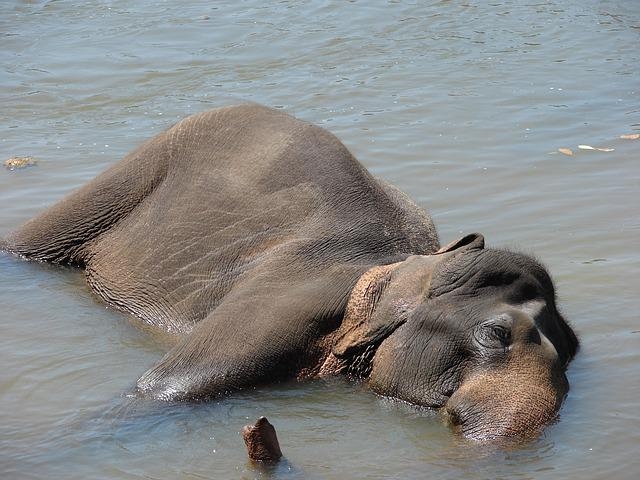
[375,178,440,254]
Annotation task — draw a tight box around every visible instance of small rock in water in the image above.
[242,416,283,463]
[4,156,37,170]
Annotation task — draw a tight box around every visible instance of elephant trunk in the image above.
[443,351,569,440]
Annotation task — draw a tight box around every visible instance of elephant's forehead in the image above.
[433,249,554,300]
[514,299,547,317]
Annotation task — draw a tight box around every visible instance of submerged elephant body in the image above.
[3,104,578,439]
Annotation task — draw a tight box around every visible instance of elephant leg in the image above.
[135,277,349,401]
[4,139,170,264]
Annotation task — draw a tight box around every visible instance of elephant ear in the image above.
[331,233,485,359]
[332,263,401,358]
[434,232,484,254]
[332,257,432,358]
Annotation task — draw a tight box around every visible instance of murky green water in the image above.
[1,1,638,478]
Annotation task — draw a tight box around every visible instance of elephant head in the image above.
[332,233,578,440]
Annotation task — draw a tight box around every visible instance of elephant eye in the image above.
[491,325,511,345]
[475,318,513,350]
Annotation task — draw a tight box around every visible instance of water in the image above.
[1,1,638,478]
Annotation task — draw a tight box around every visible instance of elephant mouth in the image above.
[441,402,510,441]
[442,404,464,429]
[406,389,455,411]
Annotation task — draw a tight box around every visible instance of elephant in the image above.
[2,104,578,440]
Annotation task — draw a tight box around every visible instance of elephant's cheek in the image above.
[443,368,568,440]
[368,333,450,408]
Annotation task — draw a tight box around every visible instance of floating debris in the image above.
[578,145,615,152]
[582,258,607,264]
[4,156,37,170]
[620,133,640,140]
[558,148,574,156]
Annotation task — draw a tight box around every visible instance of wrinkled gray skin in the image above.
[2,105,578,440]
